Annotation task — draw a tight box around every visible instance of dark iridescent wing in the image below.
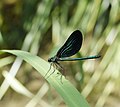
[56,30,83,58]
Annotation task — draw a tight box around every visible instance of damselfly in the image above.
[45,30,100,79]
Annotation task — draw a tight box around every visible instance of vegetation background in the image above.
[0,0,120,107]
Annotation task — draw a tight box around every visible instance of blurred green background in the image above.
[0,0,120,107]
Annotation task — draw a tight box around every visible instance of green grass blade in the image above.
[0,50,90,107]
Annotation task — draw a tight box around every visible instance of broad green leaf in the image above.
[0,50,90,107]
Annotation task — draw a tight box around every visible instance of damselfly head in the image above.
[48,56,57,62]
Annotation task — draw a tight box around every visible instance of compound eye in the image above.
[48,58,51,62]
